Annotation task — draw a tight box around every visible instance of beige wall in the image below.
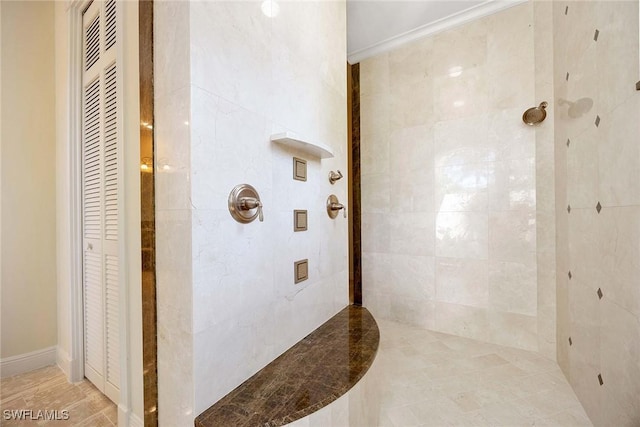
[1,1,57,359]
[360,2,548,352]
[553,1,640,425]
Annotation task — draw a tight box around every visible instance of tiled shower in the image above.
[360,2,551,354]
[360,1,639,425]
[153,0,639,425]
[554,1,640,425]
[154,1,348,425]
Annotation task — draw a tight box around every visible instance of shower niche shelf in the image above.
[271,132,334,159]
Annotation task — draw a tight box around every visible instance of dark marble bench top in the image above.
[194,305,380,427]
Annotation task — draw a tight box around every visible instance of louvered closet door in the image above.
[82,0,120,404]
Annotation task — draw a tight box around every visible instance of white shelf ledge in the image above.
[270,132,334,159]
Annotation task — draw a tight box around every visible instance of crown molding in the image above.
[347,0,527,64]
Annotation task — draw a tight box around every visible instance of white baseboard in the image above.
[0,346,57,378]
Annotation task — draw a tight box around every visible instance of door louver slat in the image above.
[83,78,102,240]
[105,0,116,51]
[84,251,104,374]
[105,255,120,387]
[85,15,100,71]
[104,63,118,241]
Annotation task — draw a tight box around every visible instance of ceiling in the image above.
[347,0,520,63]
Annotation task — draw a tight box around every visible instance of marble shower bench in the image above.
[194,305,380,427]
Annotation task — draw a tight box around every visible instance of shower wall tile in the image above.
[488,259,537,316]
[597,95,640,207]
[488,210,536,264]
[191,208,276,335]
[359,52,389,97]
[435,258,489,308]
[272,1,346,95]
[488,158,536,211]
[154,0,190,98]
[533,0,557,361]
[488,108,536,161]
[561,1,597,60]
[435,163,489,212]
[155,86,192,211]
[486,3,533,67]
[434,115,491,167]
[567,208,601,293]
[362,252,394,295]
[565,45,598,128]
[566,126,598,209]
[155,3,195,421]
[599,298,640,426]
[389,296,436,330]
[155,208,194,426]
[388,38,433,88]
[433,66,489,122]
[389,80,434,129]
[389,125,434,173]
[434,302,490,343]
[190,1,272,118]
[361,1,540,351]
[595,1,639,114]
[436,211,489,260]
[555,1,640,425]
[190,89,273,210]
[597,206,640,319]
[360,92,390,138]
[431,18,487,78]
[390,171,436,214]
[360,173,390,214]
[388,255,436,300]
[360,133,389,175]
[388,212,435,256]
[487,311,537,351]
[567,281,601,425]
[361,212,391,254]
[156,0,348,420]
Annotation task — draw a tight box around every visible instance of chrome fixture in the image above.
[522,102,548,125]
[228,184,263,223]
[326,194,346,219]
[328,170,343,185]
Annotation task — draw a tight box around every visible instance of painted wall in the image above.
[360,2,552,352]
[155,1,348,424]
[553,1,640,425]
[1,0,57,359]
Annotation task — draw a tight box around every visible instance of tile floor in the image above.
[0,319,594,427]
[372,319,593,426]
[0,365,117,426]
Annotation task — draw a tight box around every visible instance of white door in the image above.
[81,0,120,404]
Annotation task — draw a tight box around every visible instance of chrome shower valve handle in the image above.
[329,170,343,185]
[331,203,346,218]
[326,195,346,219]
[239,197,264,222]
[229,184,264,223]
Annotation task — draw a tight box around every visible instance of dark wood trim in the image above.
[139,1,157,425]
[349,63,362,306]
